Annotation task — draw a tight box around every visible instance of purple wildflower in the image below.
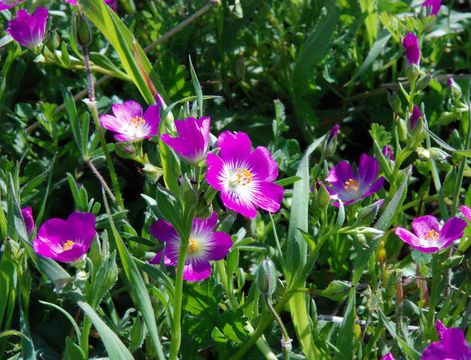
[6,7,48,49]
[161,117,210,165]
[410,105,422,130]
[0,0,23,10]
[421,320,471,359]
[395,215,466,253]
[21,207,34,236]
[325,154,385,206]
[149,211,232,281]
[381,145,394,161]
[99,100,160,141]
[403,33,420,67]
[380,354,395,360]
[205,131,284,219]
[33,212,96,263]
[422,0,441,16]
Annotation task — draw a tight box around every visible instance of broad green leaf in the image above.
[77,301,134,360]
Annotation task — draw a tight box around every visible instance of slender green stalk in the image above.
[216,261,277,360]
[265,296,291,360]
[426,253,440,337]
[168,239,188,360]
[81,46,125,211]
[80,316,92,357]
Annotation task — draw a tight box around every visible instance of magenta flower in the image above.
[99,100,160,141]
[0,0,23,10]
[205,131,284,219]
[325,154,385,206]
[161,117,210,164]
[21,207,34,236]
[422,320,471,359]
[66,0,117,11]
[381,145,394,161]
[33,212,96,263]
[403,33,420,67]
[6,7,48,49]
[149,211,232,281]
[380,354,395,360]
[422,0,441,16]
[395,215,466,253]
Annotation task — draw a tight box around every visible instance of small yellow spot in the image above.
[187,238,198,254]
[344,178,360,193]
[62,240,75,251]
[128,115,146,129]
[424,229,439,242]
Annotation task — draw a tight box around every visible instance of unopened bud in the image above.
[73,12,92,47]
[141,163,163,183]
[355,199,384,226]
[447,78,462,101]
[256,258,277,296]
[312,179,331,209]
[45,30,60,52]
[325,124,339,157]
[407,105,423,137]
[416,73,431,91]
[427,147,450,162]
[387,92,402,115]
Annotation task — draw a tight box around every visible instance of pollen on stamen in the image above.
[62,240,75,251]
[187,238,198,254]
[344,178,360,193]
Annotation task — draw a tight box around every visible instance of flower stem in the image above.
[80,316,92,357]
[265,295,291,360]
[81,46,125,211]
[169,238,188,360]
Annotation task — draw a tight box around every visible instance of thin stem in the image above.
[81,46,125,211]
[168,239,188,360]
[86,159,116,202]
[80,316,92,357]
[265,295,291,360]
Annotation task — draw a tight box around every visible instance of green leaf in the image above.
[334,288,356,360]
[64,337,86,360]
[78,0,164,104]
[188,56,203,118]
[320,281,351,302]
[77,301,134,360]
[39,301,82,343]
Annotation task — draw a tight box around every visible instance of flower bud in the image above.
[416,147,450,162]
[355,199,384,226]
[387,92,402,115]
[447,78,462,101]
[45,30,60,52]
[312,179,330,210]
[256,258,277,297]
[73,12,92,47]
[140,163,163,183]
[325,124,339,157]
[407,105,423,138]
[403,33,420,67]
[416,73,431,91]
[381,145,394,161]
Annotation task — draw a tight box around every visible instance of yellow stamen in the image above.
[344,178,360,193]
[128,115,146,129]
[424,229,439,242]
[187,238,198,254]
[62,240,75,251]
[235,168,253,186]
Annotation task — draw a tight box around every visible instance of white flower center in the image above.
[125,115,149,138]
